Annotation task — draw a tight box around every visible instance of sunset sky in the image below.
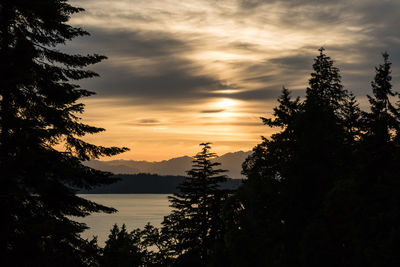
[68,0,400,161]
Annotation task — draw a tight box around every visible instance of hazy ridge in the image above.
[85,151,252,178]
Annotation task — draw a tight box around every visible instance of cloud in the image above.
[200,109,226,113]
[269,54,314,70]
[238,0,342,9]
[70,27,230,103]
[228,87,283,101]
[82,61,229,103]
[229,41,261,52]
[72,0,400,103]
[138,119,160,124]
[70,0,400,161]
[69,27,191,59]
[243,75,276,83]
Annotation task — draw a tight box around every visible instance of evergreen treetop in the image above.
[364,52,400,140]
[307,47,348,110]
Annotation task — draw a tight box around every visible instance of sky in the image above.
[68,0,400,161]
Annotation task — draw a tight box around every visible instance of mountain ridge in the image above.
[85,151,252,178]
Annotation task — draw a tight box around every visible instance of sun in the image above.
[216,98,237,109]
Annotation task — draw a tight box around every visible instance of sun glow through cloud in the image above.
[216,98,237,109]
[70,0,400,161]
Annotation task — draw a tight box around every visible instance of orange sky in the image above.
[68,0,400,161]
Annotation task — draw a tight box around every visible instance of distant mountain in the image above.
[79,174,243,194]
[84,151,252,178]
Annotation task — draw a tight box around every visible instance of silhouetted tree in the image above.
[0,1,127,266]
[139,223,175,266]
[161,143,228,266]
[306,48,350,115]
[342,92,362,143]
[101,224,146,267]
[224,48,358,266]
[364,52,400,142]
[286,48,355,265]
[101,223,176,267]
[222,87,301,267]
[302,52,400,267]
[352,53,400,265]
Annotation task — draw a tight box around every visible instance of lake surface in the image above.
[76,194,172,245]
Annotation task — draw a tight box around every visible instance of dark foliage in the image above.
[223,48,354,266]
[101,224,146,267]
[223,49,400,266]
[93,51,400,267]
[0,1,127,266]
[2,2,400,264]
[300,53,400,267]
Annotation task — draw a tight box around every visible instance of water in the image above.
[76,194,172,245]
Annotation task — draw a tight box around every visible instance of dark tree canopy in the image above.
[0,1,127,266]
[93,51,400,267]
[223,48,398,266]
[2,3,400,265]
[101,224,146,267]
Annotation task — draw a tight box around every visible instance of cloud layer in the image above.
[69,0,400,160]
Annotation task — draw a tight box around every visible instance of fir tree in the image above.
[161,143,228,266]
[0,1,127,266]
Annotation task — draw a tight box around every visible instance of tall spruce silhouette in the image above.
[224,48,357,266]
[161,143,228,266]
[0,1,127,266]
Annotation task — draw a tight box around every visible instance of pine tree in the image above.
[161,143,228,265]
[0,1,127,266]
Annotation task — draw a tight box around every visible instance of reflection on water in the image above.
[76,194,171,245]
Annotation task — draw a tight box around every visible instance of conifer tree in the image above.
[304,52,400,267]
[224,87,302,267]
[101,224,146,267]
[0,1,127,265]
[364,52,400,142]
[306,48,350,115]
[355,53,400,265]
[161,143,228,265]
[342,92,362,143]
[224,48,356,266]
